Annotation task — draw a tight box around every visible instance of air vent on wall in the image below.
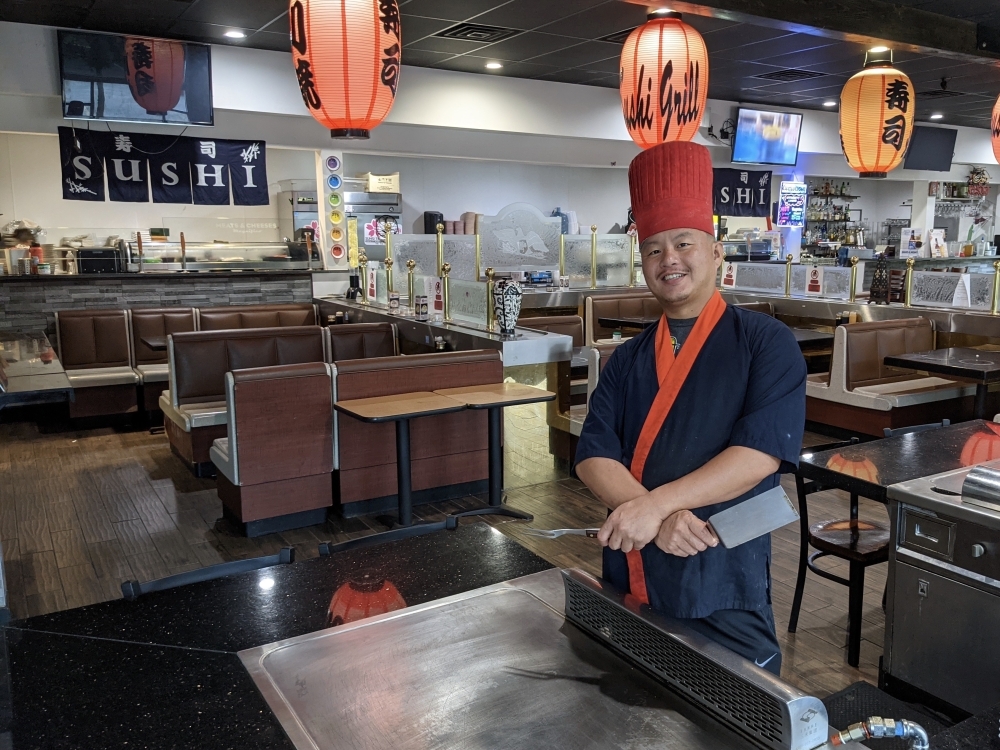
[917,89,966,99]
[754,69,824,82]
[599,27,638,44]
[435,23,520,43]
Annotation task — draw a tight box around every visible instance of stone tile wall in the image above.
[0,274,313,334]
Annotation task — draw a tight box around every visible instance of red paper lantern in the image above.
[839,49,915,178]
[327,573,406,626]
[289,0,401,139]
[125,37,185,116]
[619,11,708,149]
[961,423,1000,466]
[825,453,880,484]
[991,95,1000,165]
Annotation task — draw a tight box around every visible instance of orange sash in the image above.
[624,291,727,604]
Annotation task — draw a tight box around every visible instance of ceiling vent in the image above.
[599,27,637,44]
[917,89,966,98]
[755,69,825,82]
[435,23,520,43]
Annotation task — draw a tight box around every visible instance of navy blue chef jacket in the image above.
[574,305,806,619]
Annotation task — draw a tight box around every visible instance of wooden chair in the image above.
[789,437,890,668]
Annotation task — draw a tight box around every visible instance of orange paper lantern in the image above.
[825,453,880,484]
[619,12,708,149]
[991,95,1000,165]
[327,573,406,626]
[839,49,915,178]
[125,37,185,116]
[289,0,401,139]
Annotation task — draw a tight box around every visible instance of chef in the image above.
[574,141,806,675]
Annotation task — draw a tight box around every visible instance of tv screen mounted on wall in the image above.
[58,30,214,126]
[731,108,803,167]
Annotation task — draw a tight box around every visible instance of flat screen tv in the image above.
[903,126,957,171]
[58,30,214,126]
[731,108,803,166]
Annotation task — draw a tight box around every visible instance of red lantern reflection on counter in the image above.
[826,453,880,484]
[961,423,1000,466]
[289,0,401,139]
[619,11,708,149]
[125,37,185,116]
[328,573,406,626]
[839,48,914,178]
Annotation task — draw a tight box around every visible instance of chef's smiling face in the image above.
[640,228,723,314]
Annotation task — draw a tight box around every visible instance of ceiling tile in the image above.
[399,14,456,45]
[713,33,838,63]
[433,55,561,78]
[405,34,488,54]
[469,31,582,62]
[178,0,286,31]
[701,25,794,54]
[399,0,510,24]
[400,48,456,67]
[535,2,650,41]
[473,0,608,32]
[527,40,620,68]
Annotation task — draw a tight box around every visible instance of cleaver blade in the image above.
[707,485,799,549]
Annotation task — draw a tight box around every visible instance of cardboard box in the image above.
[359,172,400,193]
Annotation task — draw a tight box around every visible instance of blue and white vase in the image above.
[493,279,523,336]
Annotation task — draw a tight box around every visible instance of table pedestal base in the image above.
[449,498,533,522]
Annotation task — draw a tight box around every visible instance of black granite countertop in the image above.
[0,522,552,749]
[0,270,315,282]
[885,347,1000,384]
[932,704,1000,749]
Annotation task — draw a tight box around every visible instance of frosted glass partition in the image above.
[449,279,489,327]
[562,235,633,288]
[721,262,785,294]
[371,262,389,306]
[910,270,993,310]
[478,202,561,272]
[392,235,478,282]
[162,216,281,242]
[718,262,855,300]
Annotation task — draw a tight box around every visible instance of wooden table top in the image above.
[335,391,467,422]
[434,383,556,408]
[140,336,168,352]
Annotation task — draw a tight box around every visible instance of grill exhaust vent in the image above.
[435,23,520,43]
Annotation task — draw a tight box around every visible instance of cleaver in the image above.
[707,485,799,549]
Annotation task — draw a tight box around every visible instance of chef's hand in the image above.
[598,495,665,553]
[654,510,719,557]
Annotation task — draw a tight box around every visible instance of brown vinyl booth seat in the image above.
[806,317,977,436]
[210,363,334,537]
[160,326,328,472]
[197,303,318,331]
[731,301,774,316]
[584,292,658,346]
[128,307,196,412]
[327,322,398,361]
[331,349,502,515]
[55,309,139,418]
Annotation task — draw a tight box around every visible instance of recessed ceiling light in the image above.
[823,100,837,107]
[224,30,246,39]
[930,113,943,120]
[485,62,503,69]
[869,45,889,53]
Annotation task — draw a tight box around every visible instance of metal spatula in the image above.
[707,485,799,549]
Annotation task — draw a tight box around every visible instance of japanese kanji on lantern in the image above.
[991,95,1000,164]
[289,0,401,139]
[125,37,185,116]
[839,48,915,178]
[619,11,708,149]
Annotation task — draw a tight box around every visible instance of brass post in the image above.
[559,234,565,279]
[784,254,793,297]
[406,258,416,310]
[383,220,393,270]
[359,252,369,305]
[304,231,313,270]
[436,222,445,277]
[590,224,598,290]
[384,256,394,298]
[136,231,143,273]
[992,260,1000,316]
[180,232,187,272]
[474,233,481,282]
[849,256,859,303]
[486,267,496,332]
[628,234,636,288]
[442,262,451,321]
[904,258,915,308]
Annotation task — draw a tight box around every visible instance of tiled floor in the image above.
[0,404,886,698]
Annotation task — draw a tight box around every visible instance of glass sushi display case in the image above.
[128,238,318,272]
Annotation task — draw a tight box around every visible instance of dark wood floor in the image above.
[0,405,885,699]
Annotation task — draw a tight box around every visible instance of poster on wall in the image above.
[57,127,267,206]
[929,229,947,258]
[899,228,923,258]
[713,168,772,218]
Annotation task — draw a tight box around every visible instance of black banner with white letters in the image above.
[57,127,267,206]
[713,168,772,218]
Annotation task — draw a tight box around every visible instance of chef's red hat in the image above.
[628,141,715,243]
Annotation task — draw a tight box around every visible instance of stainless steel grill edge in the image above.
[561,569,830,750]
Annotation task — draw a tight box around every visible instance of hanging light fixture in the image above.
[991,94,1000,164]
[289,0,401,139]
[619,11,709,149]
[839,47,915,178]
[124,37,186,116]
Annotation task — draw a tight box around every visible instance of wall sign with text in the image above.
[713,168,772,218]
[57,127,267,205]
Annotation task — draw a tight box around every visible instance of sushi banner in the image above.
[58,126,268,206]
[713,168,772,218]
